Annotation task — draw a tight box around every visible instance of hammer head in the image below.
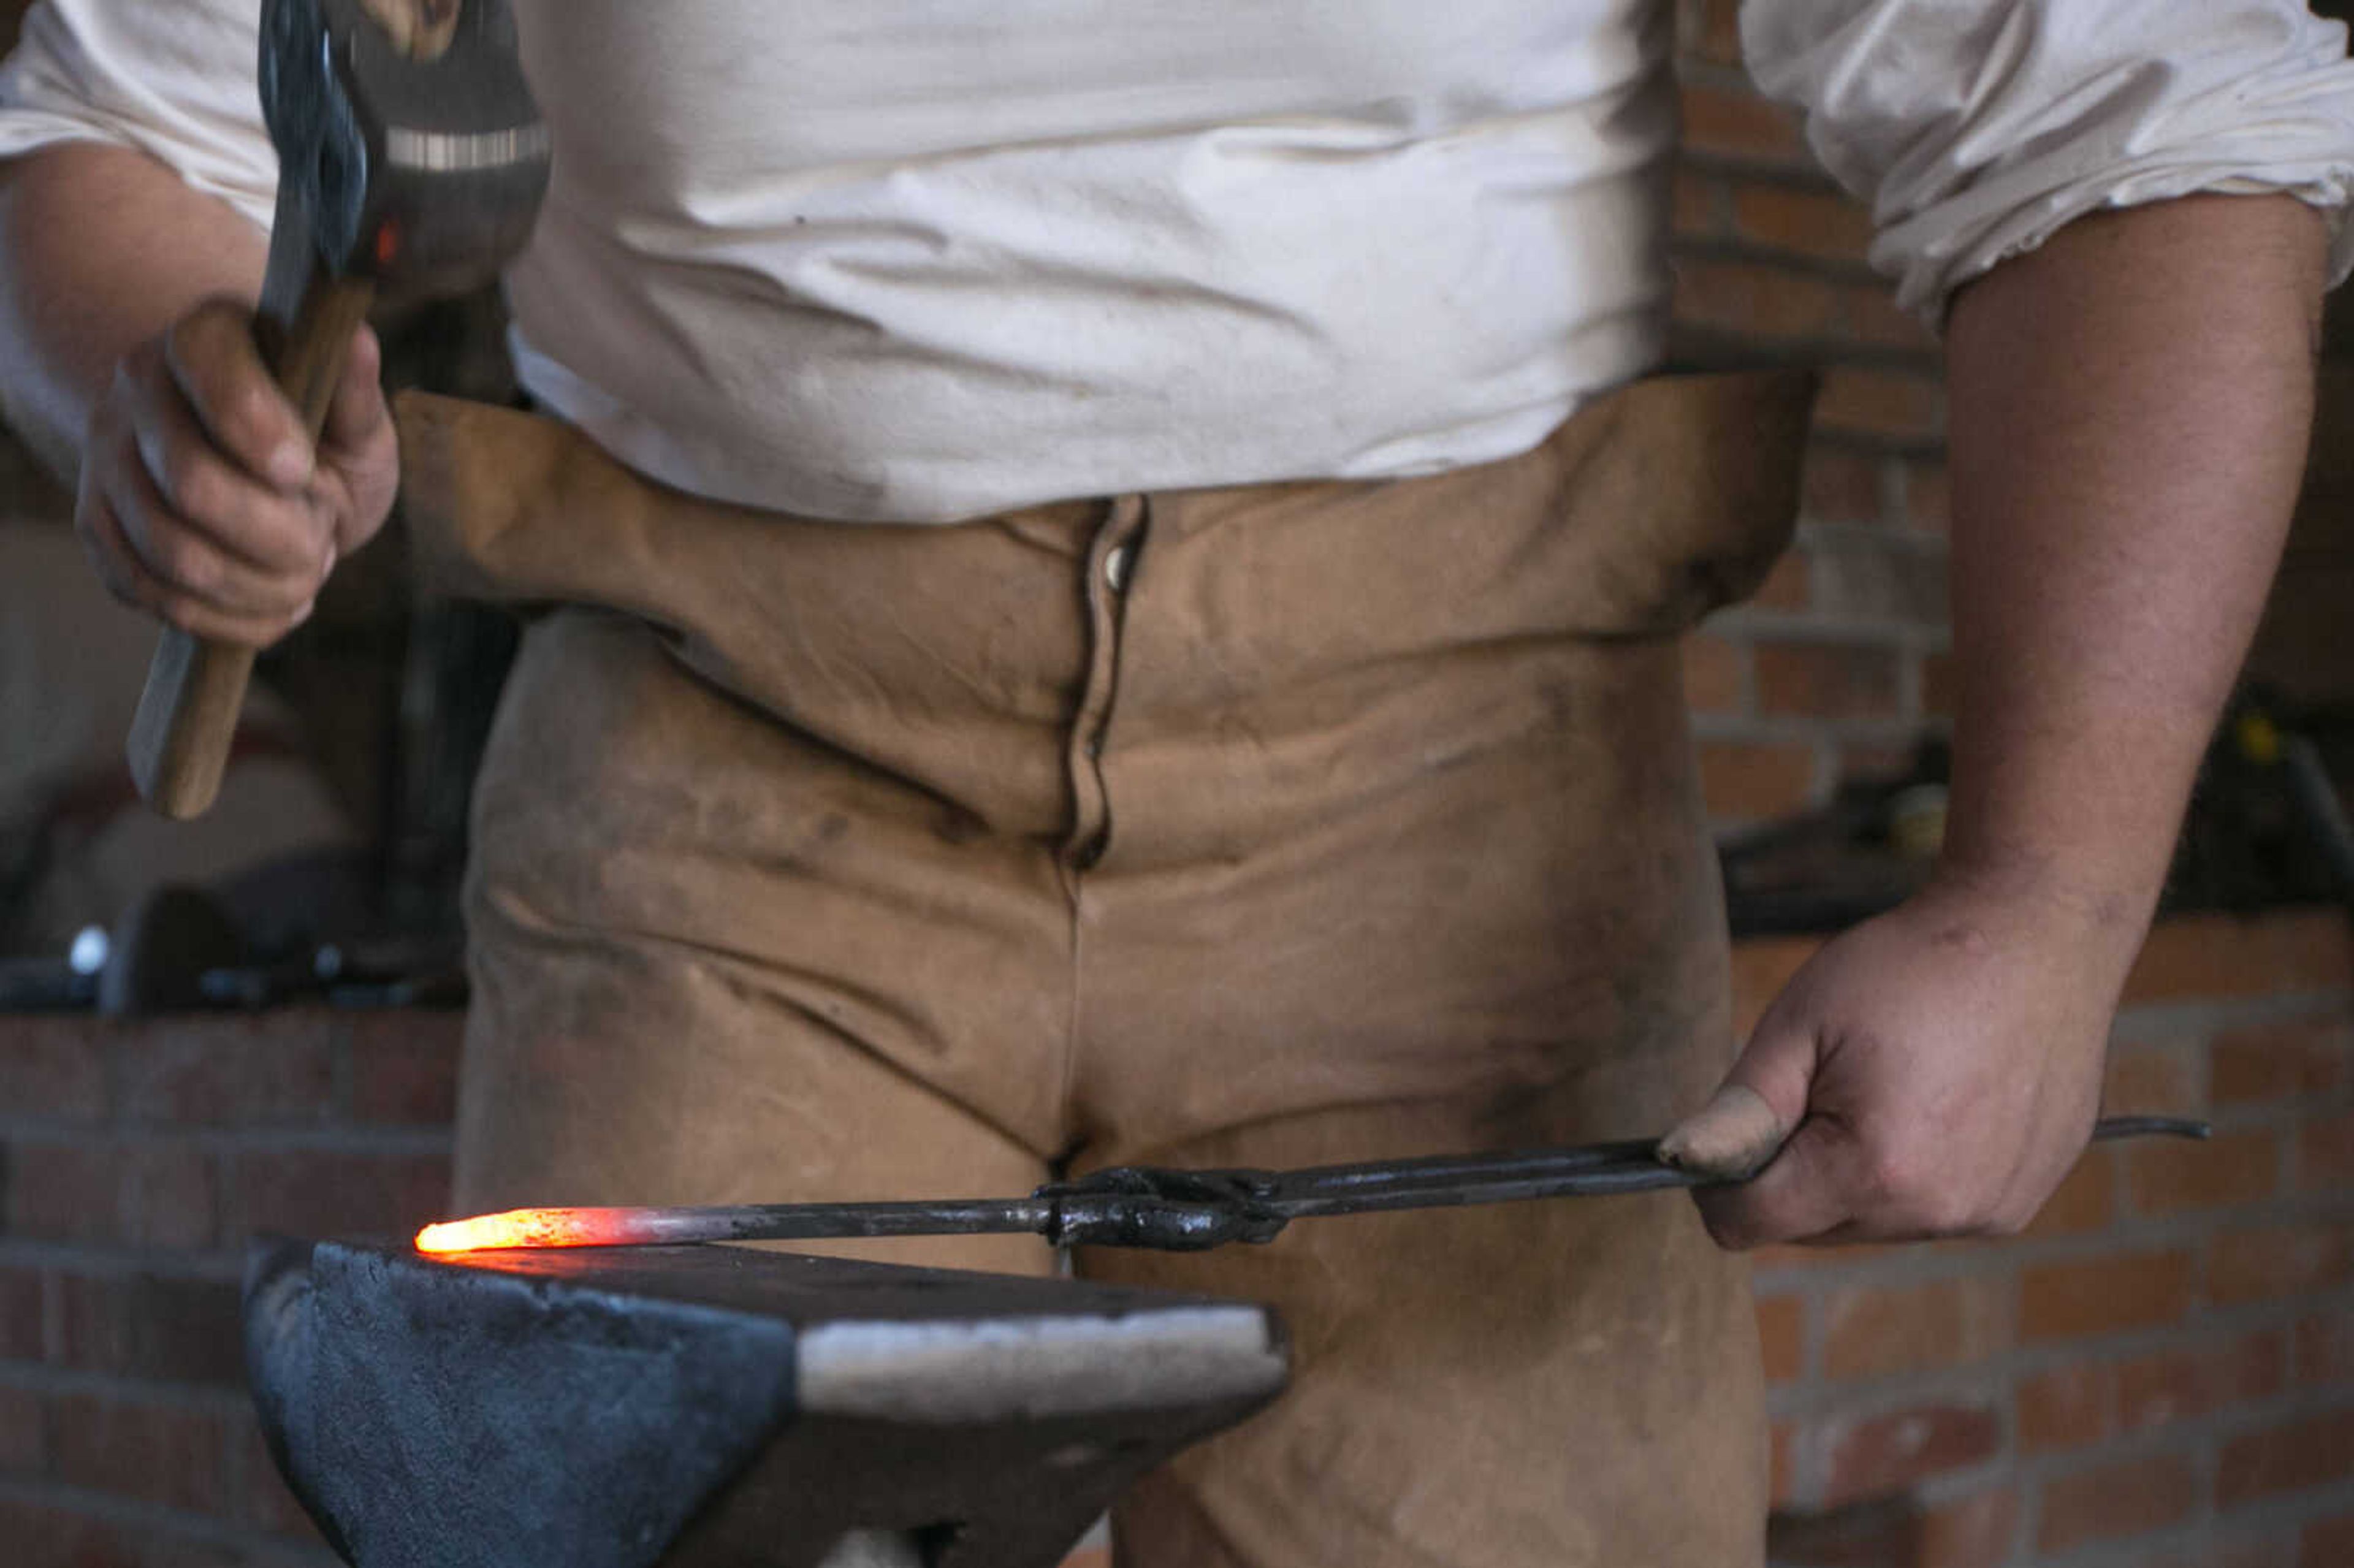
[261,0,550,300]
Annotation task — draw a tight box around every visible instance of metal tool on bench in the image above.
[245,1237,1289,1568]
[416,1115,2212,1257]
[129,0,550,820]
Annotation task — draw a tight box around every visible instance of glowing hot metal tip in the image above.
[414,1208,644,1254]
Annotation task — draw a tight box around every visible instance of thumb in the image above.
[1659,1083,1787,1181]
[1658,1018,1818,1181]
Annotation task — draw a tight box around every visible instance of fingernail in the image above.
[1660,1085,1786,1181]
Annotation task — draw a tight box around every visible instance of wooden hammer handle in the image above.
[126,200,375,820]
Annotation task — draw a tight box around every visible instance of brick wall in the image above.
[1,912,2347,1567]
[1669,0,1958,830]
[0,1011,457,1566]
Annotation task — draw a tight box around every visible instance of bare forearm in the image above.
[1940,193,2327,938]
[0,142,268,482]
[1667,194,2334,1241]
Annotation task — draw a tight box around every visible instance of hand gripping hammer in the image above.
[128,0,550,818]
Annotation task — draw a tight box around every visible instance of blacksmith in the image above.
[2,2,2351,1562]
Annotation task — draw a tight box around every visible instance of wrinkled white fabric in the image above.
[2,1,2350,520]
[1743,0,2354,316]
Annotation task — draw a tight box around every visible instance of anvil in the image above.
[244,1238,1288,1568]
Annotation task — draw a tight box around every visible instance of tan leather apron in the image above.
[395,365,1818,1568]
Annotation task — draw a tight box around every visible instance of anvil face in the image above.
[245,1239,1289,1568]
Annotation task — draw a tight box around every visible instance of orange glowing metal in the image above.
[414,1208,649,1254]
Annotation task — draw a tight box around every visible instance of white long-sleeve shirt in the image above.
[2,1,2351,522]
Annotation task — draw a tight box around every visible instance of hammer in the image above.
[127,0,549,820]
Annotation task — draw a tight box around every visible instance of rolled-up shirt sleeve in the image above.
[0,0,273,231]
[1742,0,2354,316]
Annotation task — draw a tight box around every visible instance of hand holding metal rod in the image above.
[415,1114,2208,1257]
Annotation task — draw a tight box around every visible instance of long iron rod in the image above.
[415,1115,2208,1257]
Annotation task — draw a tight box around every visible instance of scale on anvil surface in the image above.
[245,1236,1289,1568]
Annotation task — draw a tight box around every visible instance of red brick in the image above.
[347,1014,464,1126]
[1731,182,1875,262]
[2116,1330,2289,1436]
[1672,168,1722,239]
[1680,82,1805,161]
[1770,1417,1800,1507]
[2299,1108,2354,1195]
[2036,1451,2200,1554]
[1802,446,1886,526]
[0,1383,42,1472]
[2019,1250,2196,1342]
[123,1143,216,1249]
[2101,1040,2205,1119]
[0,1498,112,1568]
[2022,1151,2116,1238]
[1730,937,1822,1037]
[0,1020,106,1124]
[1674,259,1838,339]
[51,1390,228,1513]
[0,1264,42,1361]
[1821,1277,2008,1381]
[2126,1128,2280,1215]
[1681,0,1744,67]
[1821,1401,2000,1504]
[1699,740,1817,824]
[4,1140,113,1243]
[1919,1486,2018,1568]
[1808,535,1948,626]
[1840,283,1938,352]
[2298,1304,2354,1385]
[2211,1015,2351,1105]
[2017,1361,2112,1454]
[1758,1292,1806,1385]
[2122,913,2353,1006]
[1816,367,1943,441]
[3,1139,215,1249]
[0,1499,240,1568]
[1683,633,1747,717]
[2219,1407,2354,1507]
[1903,463,1951,532]
[114,1014,333,1127]
[2209,1222,2354,1307]
[227,1147,451,1241]
[2304,1513,2354,1568]
[50,1271,245,1387]
[1755,642,1903,721]
[1752,547,1811,611]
